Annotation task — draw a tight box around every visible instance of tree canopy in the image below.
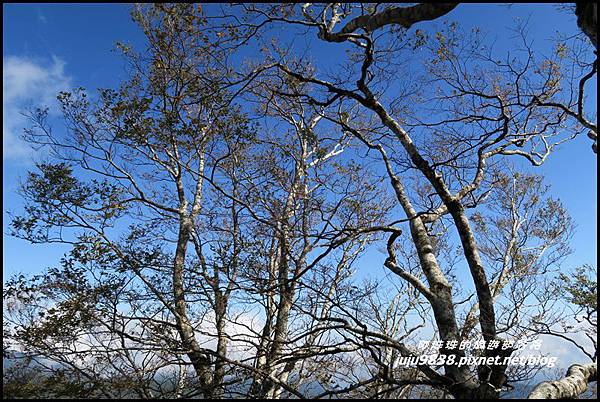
[3,3,597,400]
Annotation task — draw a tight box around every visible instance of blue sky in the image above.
[3,3,597,372]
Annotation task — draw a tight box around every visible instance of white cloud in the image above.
[3,55,72,162]
[535,332,593,368]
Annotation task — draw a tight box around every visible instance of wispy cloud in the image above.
[36,9,47,24]
[3,55,72,162]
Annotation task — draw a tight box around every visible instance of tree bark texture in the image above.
[528,363,597,399]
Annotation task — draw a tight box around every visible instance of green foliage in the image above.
[10,161,127,244]
[558,265,597,312]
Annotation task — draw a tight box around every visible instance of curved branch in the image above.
[528,363,597,399]
[322,3,459,42]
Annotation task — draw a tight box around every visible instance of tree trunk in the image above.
[173,216,214,397]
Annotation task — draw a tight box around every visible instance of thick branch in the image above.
[575,2,597,49]
[322,3,458,42]
[528,363,597,399]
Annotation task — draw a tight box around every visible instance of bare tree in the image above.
[4,3,597,400]
[236,3,595,398]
